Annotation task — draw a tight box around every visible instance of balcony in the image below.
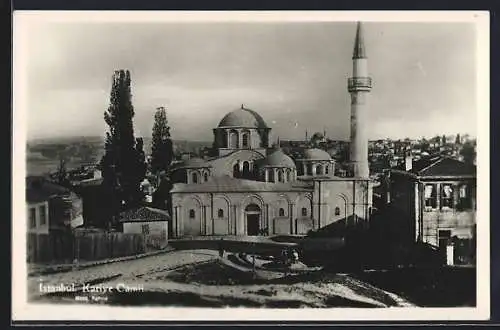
[348,77,372,92]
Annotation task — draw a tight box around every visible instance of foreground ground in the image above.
[29,249,417,308]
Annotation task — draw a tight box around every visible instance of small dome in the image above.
[218,105,269,128]
[302,148,332,161]
[262,149,296,168]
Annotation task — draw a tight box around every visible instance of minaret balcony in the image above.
[348,77,372,92]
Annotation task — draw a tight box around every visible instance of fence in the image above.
[27,231,146,264]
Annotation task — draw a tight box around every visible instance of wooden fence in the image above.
[27,231,146,264]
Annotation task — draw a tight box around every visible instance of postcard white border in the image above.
[12,10,490,322]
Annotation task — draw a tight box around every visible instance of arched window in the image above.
[307,163,313,176]
[189,209,195,218]
[242,161,250,179]
[325,165,329,174]
[268,169,275,182]
[335,207,341,216]
[218,209,224,218]
[204,172,209,182]
[277,170,284,182]
[242,133,249,148]
[278,208,285,217]
[301,207,307,217]
[233,163,240,178]
[316,164,322,175]
[230,130,239,149]
[192,172,198,184]
[286,169,291,182]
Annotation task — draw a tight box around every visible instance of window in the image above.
[230,131,239,149]
[278,208,285,217]
[242,133,249,148]
[441,184,454,209]
[325,165,329,174]
[277,170,284,182]
[29,207,36,228]
[192,172,198,184]
[316,165,322,175]
[268,169,274,182]
[204,172,209,182]
[189,209,195,218]
[335,207,341,216]
[458,184,472,209]
[424,184,437,209]
[307,164,313,176]
[218,209,224,218]
[39,205,46,225]
[301,207,307,217]
[233,163,240,178]
[242,162,251,179]
[141,224,150,235]
[286,170,291,182]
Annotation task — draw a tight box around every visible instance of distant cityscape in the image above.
[26,132,476,181]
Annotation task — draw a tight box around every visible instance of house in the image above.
[119,206,170,249]
[26,176,83,234]
[386,156,476,265]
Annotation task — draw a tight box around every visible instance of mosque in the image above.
[169,22,374,238]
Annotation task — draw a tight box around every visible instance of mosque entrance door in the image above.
[245,204,261,236]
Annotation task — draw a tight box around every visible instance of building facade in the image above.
[387,156,476,263]
[169,22,374,238]
[26,176,82,234]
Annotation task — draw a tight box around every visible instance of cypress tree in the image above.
[100,70,146,222]
[150,106,174,175]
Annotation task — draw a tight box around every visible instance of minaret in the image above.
[348,21,372,178]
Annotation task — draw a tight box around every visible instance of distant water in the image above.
[27,160,92,176]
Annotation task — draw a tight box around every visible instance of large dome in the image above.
[302,148,332,161]
[218,105,269,128]
[262,149,296,168]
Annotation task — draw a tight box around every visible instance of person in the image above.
[218,238,225,258]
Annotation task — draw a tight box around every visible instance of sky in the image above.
[20,18,478,142]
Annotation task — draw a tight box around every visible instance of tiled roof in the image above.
[26,176,71,203]
[171,175,313,193]
[119,206,170,223]
[410,156,476,177]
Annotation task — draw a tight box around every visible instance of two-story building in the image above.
[386,156,476,264]
[26,176,82,234]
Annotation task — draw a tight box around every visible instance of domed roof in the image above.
[262,149,296,168]
[218,105,269,129]
[302,148,332,161]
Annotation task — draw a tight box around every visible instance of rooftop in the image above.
[217,105,269,129]
[26,176,72,203]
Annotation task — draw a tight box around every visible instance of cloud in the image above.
[22,20,477,141]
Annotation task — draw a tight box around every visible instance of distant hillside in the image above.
[26,136,212,176]
[27,136,212,159]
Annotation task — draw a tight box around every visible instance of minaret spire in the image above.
[353,21,366,59]
[348,21,372,178]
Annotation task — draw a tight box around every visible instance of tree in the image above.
[455,133,461,145]
[100,70,146,221]
[150,106,174,175]
[442,135,447,146]
[460,141,476,165]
